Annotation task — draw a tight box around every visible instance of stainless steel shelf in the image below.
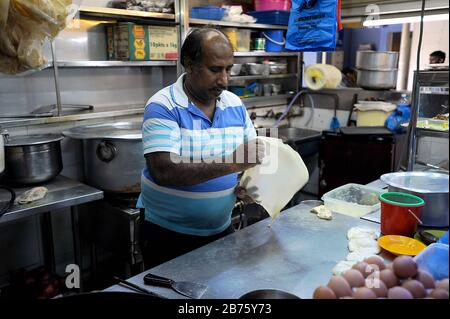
[79,6,175,20]
[0,105,144,128]
[230,74,297,81]
[189,18,287,30]
[416,127,449,138]
[234,52,299,57]
[44,61,177,68]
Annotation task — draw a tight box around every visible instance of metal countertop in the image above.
[0,175,103,224]
[105,203,380,299]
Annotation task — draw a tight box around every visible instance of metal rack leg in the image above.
[40,212,56,273]
[70,206,83,291]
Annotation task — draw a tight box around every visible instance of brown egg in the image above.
[352,262,371,278]
[353,287,377,299]
[313,286,337,299]
[365,277,388,298]
[387,286,414,299]
[429,288,449,299]
[343,269,366,288]
[402,279,426,298]
[414,270,435,289]
[380,269,399,288]
[386,262,394,271]
[435,278,449,292]
[327,275,353,298]
[393,256,418,279]
[364,255,386,271]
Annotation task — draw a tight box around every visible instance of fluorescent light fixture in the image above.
[363,13,449,27]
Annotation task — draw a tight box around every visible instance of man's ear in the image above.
[185,59,194,74]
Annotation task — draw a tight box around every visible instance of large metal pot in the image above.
[63,121,144,194]
[356,51,399,71]
[380,172,449,227]
[3,134,64,185]
[357,69,398,90]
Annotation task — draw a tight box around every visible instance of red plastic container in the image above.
[380,192,425,237]
[254,0,292,11]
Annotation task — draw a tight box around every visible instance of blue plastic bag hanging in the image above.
[286,0,339,52]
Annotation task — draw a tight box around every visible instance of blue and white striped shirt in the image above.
[137,74,256,236]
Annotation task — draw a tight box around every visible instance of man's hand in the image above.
[235,175,261,204]
[228,138,266,170]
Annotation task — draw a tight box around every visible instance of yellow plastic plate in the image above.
[378,235,427,256]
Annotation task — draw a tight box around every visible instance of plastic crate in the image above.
[247,10,290,25]
[414,243,449,280]
[190,6,225,20]
[321,183,383,218]
[254,0,292,11]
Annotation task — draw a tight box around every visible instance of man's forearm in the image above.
[147,153,247,187]
[160,161,239,186]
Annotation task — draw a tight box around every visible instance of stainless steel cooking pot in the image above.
[356,51,399,71]
[3,134,64,185]
[380,172,449,227]
[357,69,398,90]
[63,121,144,194]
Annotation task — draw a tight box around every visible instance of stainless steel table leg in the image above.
[40,212,56,273]
[70,206,83,291]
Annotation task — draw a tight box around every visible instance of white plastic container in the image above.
[354,101,396,127]
[321,183,383,218]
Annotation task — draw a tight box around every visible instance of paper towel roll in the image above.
[305,64,342,90]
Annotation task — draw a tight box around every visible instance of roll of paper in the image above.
[305,64,342,91]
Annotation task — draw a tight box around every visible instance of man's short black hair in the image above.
[430,50,446,61]
[180,28,232,69]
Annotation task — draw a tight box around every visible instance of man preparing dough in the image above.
[137,28,264,268]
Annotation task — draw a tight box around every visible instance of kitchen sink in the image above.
[257,127,322,158]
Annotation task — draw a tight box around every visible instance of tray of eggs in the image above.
[313,255,449,299]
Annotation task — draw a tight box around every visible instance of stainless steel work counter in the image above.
[105,203,380,299]
[0,175,103,224]
[0,175,103,278]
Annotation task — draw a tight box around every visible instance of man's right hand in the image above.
[228,138,266,170]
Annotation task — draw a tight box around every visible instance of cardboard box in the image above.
[115,22,150,61]
[148,25,178,60]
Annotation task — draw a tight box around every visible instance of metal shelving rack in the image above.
[42,1,303,116]
[44,5,180,117]
[406,69,449,171]
[178,0,303,105]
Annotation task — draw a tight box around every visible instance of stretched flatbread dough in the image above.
[239,137,309,220]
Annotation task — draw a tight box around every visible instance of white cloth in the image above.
[239,137,309,220]
[15,187,48,204]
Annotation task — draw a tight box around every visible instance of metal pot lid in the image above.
[5,134,64,147]
[62,121,142,140]
[380,172,449,193]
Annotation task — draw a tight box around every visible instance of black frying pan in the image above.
[240,289,300,299]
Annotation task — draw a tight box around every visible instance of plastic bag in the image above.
[286,0,339,52]
[0,0,71,75]
[385,105,411,133]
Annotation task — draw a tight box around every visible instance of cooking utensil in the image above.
[380,172,449,227]
[418,230,439,245]
[356,69,398,89]
[143,273,207,299]
[3,134,64,185]
[63,121,144,194]
[268,62,287,74]
[239,289,300,299]
[113,276,167,298]
[356,51,399,71]
[230,64,242,76]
